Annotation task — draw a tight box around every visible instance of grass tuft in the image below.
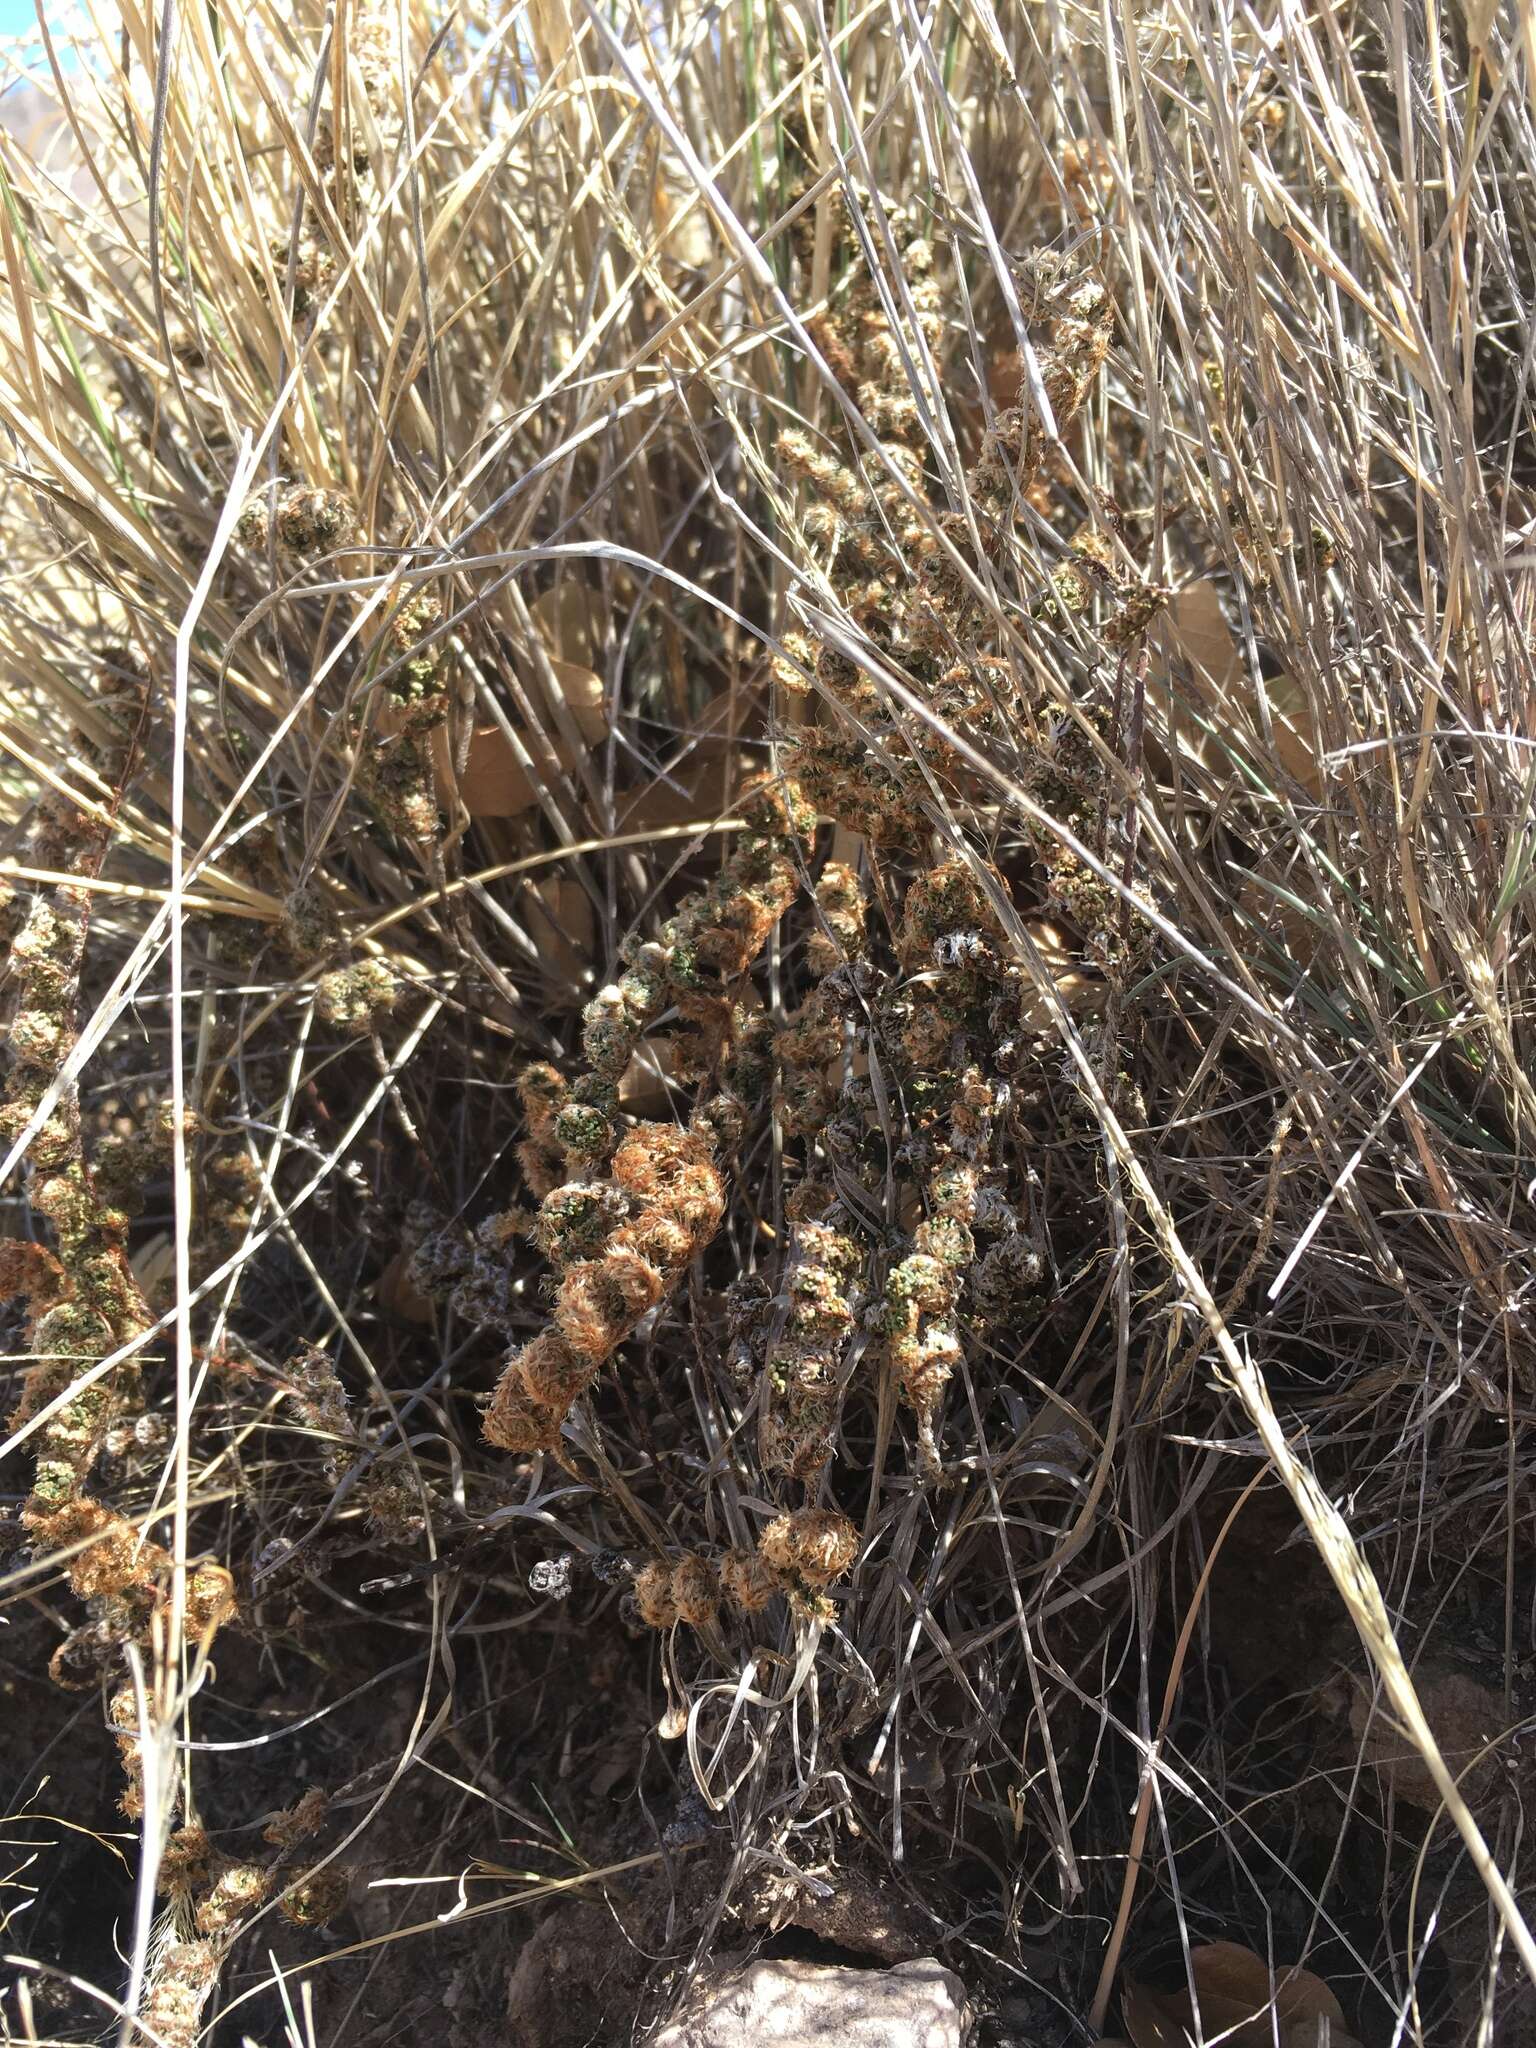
[2,0,1536,2042]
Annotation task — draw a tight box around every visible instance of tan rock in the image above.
[653,1956,973,2047]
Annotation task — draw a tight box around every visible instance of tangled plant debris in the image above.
[2,1,1536,2045]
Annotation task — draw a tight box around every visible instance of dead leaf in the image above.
[1127,1945,1348,2048]
[1123,1978,1188,2048]
[453,724,578,819]
[1162,580,1243,695]
[1151,580,1321,798]
[619,1037,678,1118]
[1018,917,1107,1030]
[524,878,597,989]
[1259,673,1324,797]
[532,582,602,670]
[1168,1944,1342,2048]
[546,656,608,744]
[1285,2024,1364,2048]
[373,693,573,820]
[652,167,715,272]
[988,346,1026,414]
[532,584,610,743]
[656,329,714,420]
[615,733,748,832]
[131,1232,176,1309]
[1195,1942,1343,2042]
[378,1250,433,1325]
[1019,1392,1092,1468]
[1349,1667,1509,1814]
[1146,583,1238,786]
[620,975,764,1113]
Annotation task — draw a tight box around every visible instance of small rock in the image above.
[653,1955,973,2047]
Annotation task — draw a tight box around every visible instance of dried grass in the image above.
[1,0,1535,2042]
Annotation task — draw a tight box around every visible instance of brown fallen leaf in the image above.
[532,580,603,668]
[1126,1942,1353,2048]
[620,973,763,1114]
[545,655,608,744]
[1349,1667,1509,1815]
[130,1231,177,1311]
[1018,917,1107,1030]
[651,166,715,273]
[1123,1978,1187,2048]
[377,1250,434,1325]
[1161,578,1242,691]
[1151,579,1321,798]
[452,723,579,819]
[523,878,597,989]
[373,692,577,821]
[615,732,749,832]
[1187,1941,1344,2044]
[531,582,610,743]
[619,1037,679,1118]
